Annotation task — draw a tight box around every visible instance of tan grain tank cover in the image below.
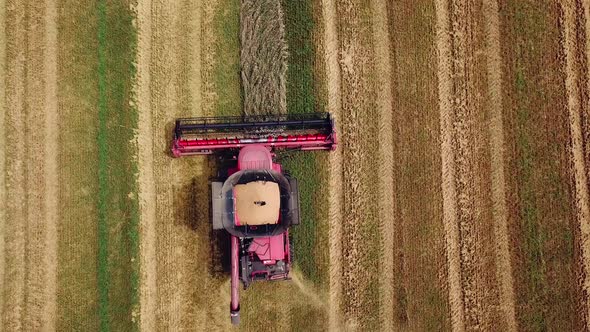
[234,181,280,225]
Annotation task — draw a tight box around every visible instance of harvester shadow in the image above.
[180,160,231,278]
[209,157,232,276]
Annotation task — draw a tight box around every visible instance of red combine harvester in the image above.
[172,113,336,325]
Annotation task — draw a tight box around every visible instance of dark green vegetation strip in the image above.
[97,0,139,331]
[57,1,100,330]
[503,1,578,330]
[213,0,241,116]
[280,0,329,287]
[387,0,449,330]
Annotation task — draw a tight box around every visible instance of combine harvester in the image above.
[172,113,336,324]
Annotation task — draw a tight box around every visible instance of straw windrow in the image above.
[240,0,288,115]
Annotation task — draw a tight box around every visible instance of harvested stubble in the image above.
[240,0,288,115]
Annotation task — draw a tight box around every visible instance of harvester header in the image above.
[172,112,337,157]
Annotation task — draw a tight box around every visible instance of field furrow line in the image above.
[0,0,6,321]
[434,0,465,330]
[3,1,26,329]
[483,0,517,330]
[321,0,343,330]
[561,0,590,328]
[151,1,182,329]
[136,0,157,330]
[370,0,395,329]
[583,0,590,189]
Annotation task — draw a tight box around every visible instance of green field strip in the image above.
[57,0,101,330]
[212,0,241,116]
[504,1,578,330]
[387,0,450,330]
[280,0,330,288]
[97,0,139,331]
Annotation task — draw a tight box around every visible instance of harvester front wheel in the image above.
[231,313,240,325]
[211,181,224,230]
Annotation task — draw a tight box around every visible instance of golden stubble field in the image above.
[1,0,589,331]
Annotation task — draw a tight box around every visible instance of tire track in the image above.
[582,0,590,189]
[561,0,590,328]
[136,0,157,330]
[2,1,58,329]
[449,1,496,329]
[3,1,27,328]
[482,0,517,330]
[139,0,207,329]
[22,0,58,329]
[23,1,47,327]
[321,0,343,330]
[0,0,6,321]
[43,0,58,329]
[369,0,395,329]
[434,0,465,330]
[151,1,183,329]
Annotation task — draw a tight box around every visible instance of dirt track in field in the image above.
[370,0,395,329]
[1,0,58,330]
[560,0,590,327]
[136,0,216,330]
[434,0,516,330]
[434,1,465,329]
[0,0,6,322]
[483,0,517,329]
[337,0,382,329]
[320,0,343,330]
[136,0,157,329]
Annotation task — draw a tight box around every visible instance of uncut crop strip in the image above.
[369,0,395,329]
[320,0,343,329]
[560,0,590,328]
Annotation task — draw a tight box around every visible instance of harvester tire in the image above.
[211,181,224,230]
[230,310,240,325]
